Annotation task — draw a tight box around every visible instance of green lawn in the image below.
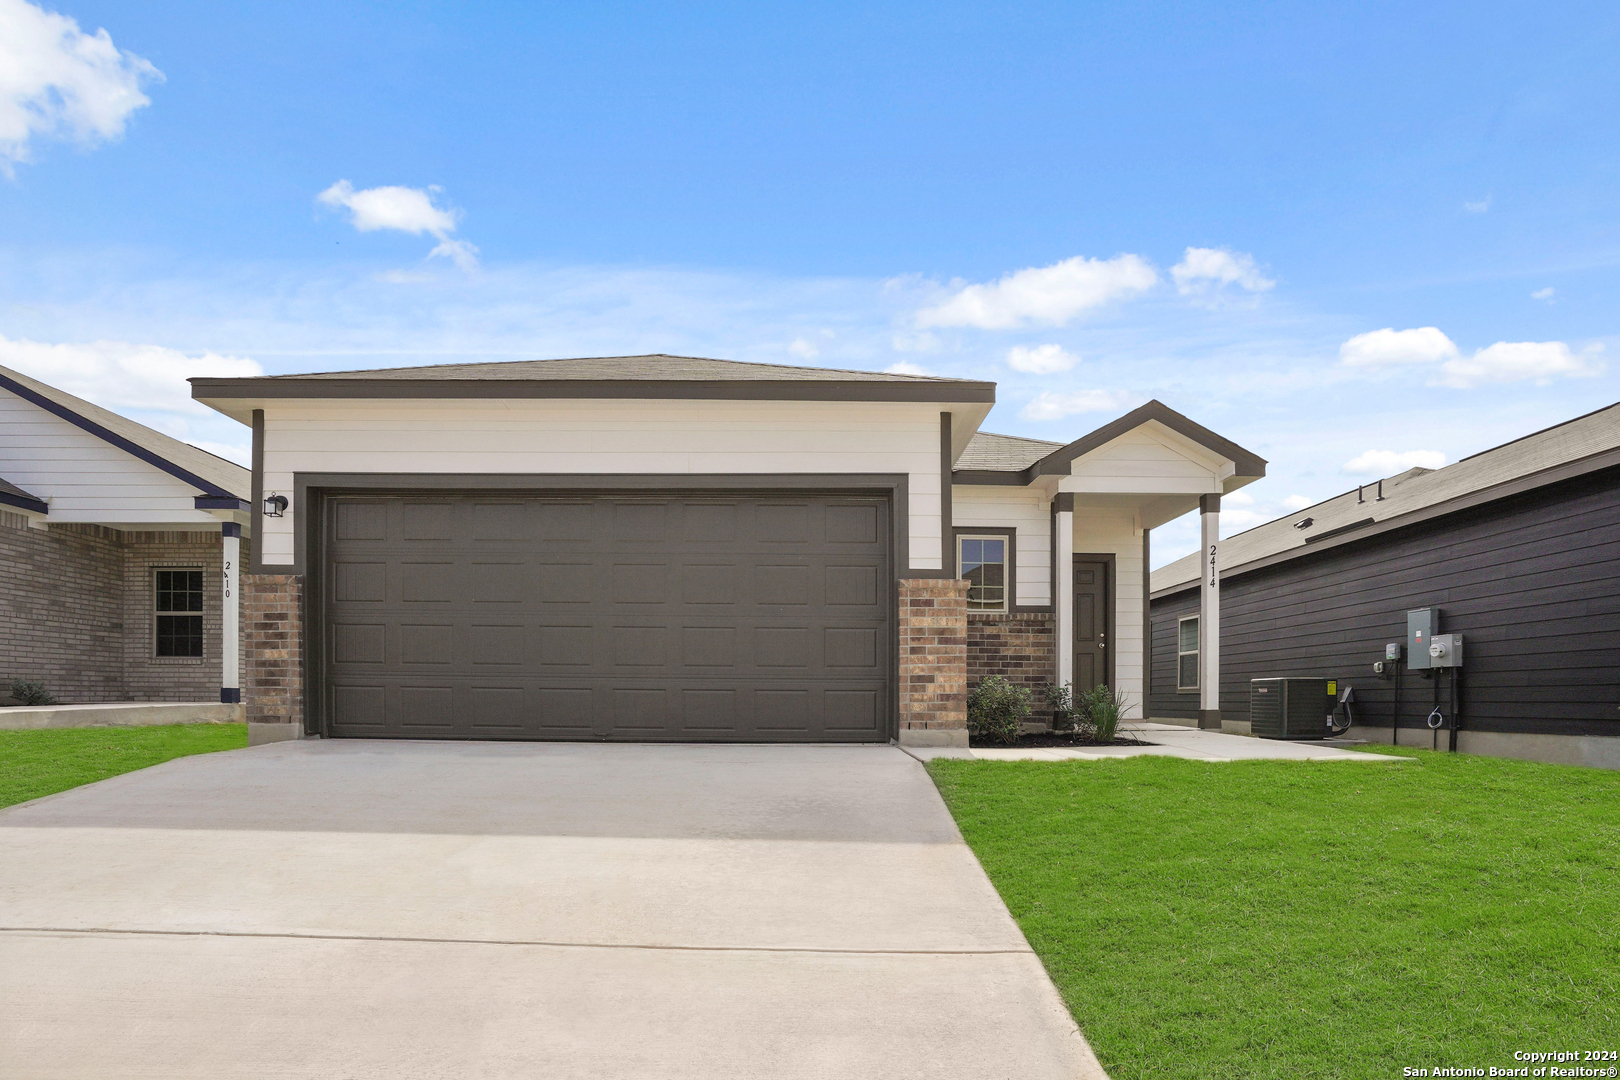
[0,723,247,809]
[928,747,1620,1080]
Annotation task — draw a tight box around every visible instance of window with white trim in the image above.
[957,535,1007,613]
[155,569,204,658]
[1177,616,1199,690]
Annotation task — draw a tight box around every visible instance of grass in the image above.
[0,723,247,809]
[927,746,1620,1080]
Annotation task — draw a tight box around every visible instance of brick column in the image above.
[244,573,304,744]
[897,577,969,747]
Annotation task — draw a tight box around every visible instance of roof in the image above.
[192,355,998,411]
[0,475,48,515]
[957,431,1064,472]
[1152,400,1620,595]
[953,399,1267,485]
[264,354,973,383]
[0,364,250,500]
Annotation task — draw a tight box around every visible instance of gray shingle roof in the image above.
[957,431,1065,471]
[0,475,46,511]
[0,363,250,499]
[270,354,980,384]
[1151,400,1620,594]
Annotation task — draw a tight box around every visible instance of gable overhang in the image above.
[1,370,237,500]
[952,399,1266,492]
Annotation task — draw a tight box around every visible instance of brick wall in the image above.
[244,573,304,731]
[119,531,248,702]
[0,515,124,702]
[967,611,1057,727]
[897,577,968,746]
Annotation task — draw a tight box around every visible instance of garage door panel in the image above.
[322,492,890,741]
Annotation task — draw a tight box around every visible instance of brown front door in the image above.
[1073,558,1109,692]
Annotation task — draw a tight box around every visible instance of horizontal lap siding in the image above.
[260,400,944,570]
[1150,467,1620,736]
[950,486,1051,606]
[0,392,216,523]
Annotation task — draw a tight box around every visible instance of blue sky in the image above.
[2,0,1616,564]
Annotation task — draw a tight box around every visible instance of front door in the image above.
[1072,558,1109,692]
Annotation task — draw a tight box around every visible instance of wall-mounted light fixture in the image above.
[263,493,288,518]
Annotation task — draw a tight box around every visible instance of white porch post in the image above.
[1198,493,1220,729]
[1055,496,1074,690]
[221,522,241,704]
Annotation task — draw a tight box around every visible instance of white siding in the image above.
[950,485,1051,606]
[259,398,945,568]
[1073,509,1147,719]
[0,389,217,526]
[1064,426,1223,495]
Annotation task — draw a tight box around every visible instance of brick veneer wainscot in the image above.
[244,574,304,731]
[967,611,1056,727]
[898,577,968,744]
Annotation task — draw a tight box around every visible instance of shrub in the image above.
[1043,683,1074,729]
[967,676,1031,745]
[9,680,56,707]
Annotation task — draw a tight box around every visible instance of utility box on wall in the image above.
[1407,607,1440,670]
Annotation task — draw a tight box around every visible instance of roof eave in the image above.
[1150,443,1620,600]
[189,377,996,405]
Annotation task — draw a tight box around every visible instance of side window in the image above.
[958,536,1007,613]
[155,569,205,658]
[1177,616,1199,690]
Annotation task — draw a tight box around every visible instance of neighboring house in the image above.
[191,355,1264,745]
[0,364,251,705]
[1149,401,1620,770]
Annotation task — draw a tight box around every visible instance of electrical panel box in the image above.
[1407,608,1440,670]
[1250,677,1335,740]
[1384,642,1403,661]
[1427,633,1463,668]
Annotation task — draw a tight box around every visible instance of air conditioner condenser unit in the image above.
[1249,677,1338,740]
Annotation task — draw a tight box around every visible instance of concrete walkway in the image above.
[906,722,1407,763]
[0,741,1106,1079]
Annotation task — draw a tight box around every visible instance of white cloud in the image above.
[788,336,819,360]
[1464,198,1490,213]
[1281,494,1314,511]
[1005,343,1079,374]
[1339,326,1459,368]
[885,360,932,376]
[915,254,1158,330]
[1531,287,1556,302]
[0,333,261,417]
[1020,389,1132,421]
[0,0,161,171]
[1224,490,1255,506]
[1342,449,1447,476]
[318,180,479,269]
[1169,247,1274,295]
[1436,341,1602,388]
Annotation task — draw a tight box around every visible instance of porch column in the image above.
[1198,494,1220,729]
[221,522,241,704]
[1055,495,1074,690]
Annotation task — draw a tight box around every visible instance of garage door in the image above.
[318,492,892,741]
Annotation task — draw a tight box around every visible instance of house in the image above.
[1149,401,1620,770]
[0,364,251,706]
[190,355,1264,745]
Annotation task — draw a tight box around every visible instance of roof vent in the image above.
[1292,517,1314,530]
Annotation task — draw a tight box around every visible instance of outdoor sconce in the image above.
[263,494,288,518]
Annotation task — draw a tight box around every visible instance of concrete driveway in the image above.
[0,741,1106,1079]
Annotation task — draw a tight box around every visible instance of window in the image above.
[1177,616,1199,690]
[155,569,204,658]
[958,535,1007,612]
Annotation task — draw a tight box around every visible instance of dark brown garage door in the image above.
[318,492,892,741]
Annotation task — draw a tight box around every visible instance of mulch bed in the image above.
[969,731,1155,749]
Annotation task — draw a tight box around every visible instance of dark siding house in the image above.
[1148,402,1620,770]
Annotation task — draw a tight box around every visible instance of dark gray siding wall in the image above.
[1149,465,1620,737]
